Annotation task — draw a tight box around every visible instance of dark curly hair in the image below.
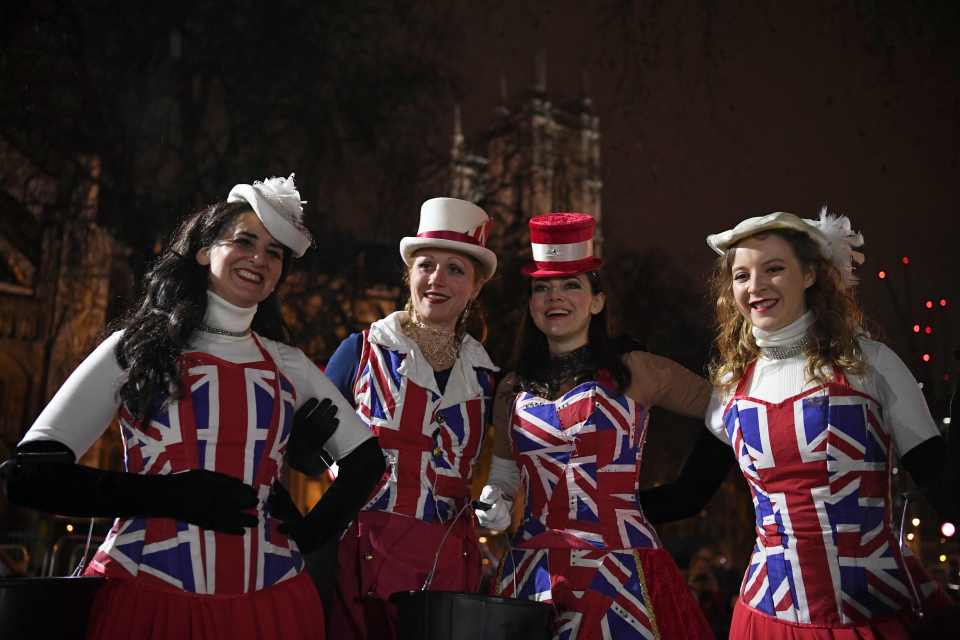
[514,270,633,394]
[115,201,291,422]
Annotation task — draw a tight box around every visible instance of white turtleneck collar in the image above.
[203,290,257,334]
[752,310,814,349]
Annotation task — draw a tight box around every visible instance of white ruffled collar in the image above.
[752,310,814,349]
[368,311,498,405]
[203,290,257,335]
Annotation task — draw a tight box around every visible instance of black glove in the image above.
[5,440,258,535]
[637,429,734,524]
[266,480,303,526]
[278,438,386,553]
[286,397,339,476]
[901,435,959,525]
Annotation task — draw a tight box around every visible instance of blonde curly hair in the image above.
[708,228,867,393]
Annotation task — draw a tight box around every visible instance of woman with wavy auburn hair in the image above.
[699,210,955,638]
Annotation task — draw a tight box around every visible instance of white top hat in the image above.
[227,174,313,258]
[707,209,865,287]
[399,197,497,278]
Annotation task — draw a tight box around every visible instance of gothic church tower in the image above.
[450,54,603,260]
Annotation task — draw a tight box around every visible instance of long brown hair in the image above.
[708,228,866,392]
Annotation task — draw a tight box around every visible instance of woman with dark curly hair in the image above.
[699,210,955,639]
[4,175,384,639]
[477,213,714,639]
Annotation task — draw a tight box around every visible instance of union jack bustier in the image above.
[512,378,661,550]
[352,332,495,523]
[723,363,917,625]
[89,337,302,594]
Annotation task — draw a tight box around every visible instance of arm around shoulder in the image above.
[623,351,711,418]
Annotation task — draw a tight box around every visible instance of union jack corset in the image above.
[89,338,303,595]
[511,378,662,551]
[352,334,495,523]
[722,362,918,626]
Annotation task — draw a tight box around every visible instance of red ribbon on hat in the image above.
[417,220,492,247]
[417,230,481,245]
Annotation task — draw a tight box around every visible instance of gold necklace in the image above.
[401,313,459,371]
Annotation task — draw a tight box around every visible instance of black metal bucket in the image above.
[0,576,105,639]
[390,590,554,640]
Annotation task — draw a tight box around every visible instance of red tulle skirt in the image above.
[632,547,714,639]
[498,545,712,639]
[85,572,324,640]
[730,598,911,640]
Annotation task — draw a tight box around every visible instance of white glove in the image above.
[475,484,513,531]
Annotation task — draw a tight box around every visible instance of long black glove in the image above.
[900,435,959,525]
[272,438,385,553]
[637,429,734,524]
[3,439,258,534]
[286,398,339,476]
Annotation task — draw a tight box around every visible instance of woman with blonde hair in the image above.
[319,197,499,639]
[700,210,954,638]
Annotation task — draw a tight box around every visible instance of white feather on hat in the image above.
[706,207,865,288]
[805,207,865,287]
[227,173,313,257]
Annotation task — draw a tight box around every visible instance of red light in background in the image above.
[940,298,948,307]
[901,256,910,265]
[943,522,957,538]
[922,353,931,363]
[925,326,933,335]
[913,324,921,333]
[925,300,934,309]
[878,270,887,279]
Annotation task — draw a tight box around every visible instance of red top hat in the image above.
[521,212,602,277]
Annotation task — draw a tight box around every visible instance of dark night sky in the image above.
[447,0,959,364]
[4,1,957,365]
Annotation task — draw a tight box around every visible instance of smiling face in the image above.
[529,274,605,354]
[408,248,482,331]
[729,233,815,332]
[196,210,285,308]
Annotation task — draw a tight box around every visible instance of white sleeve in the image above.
[20,331,125,459]
[277,345,373,461]
[705,387,732,444]
[867,341,941,456]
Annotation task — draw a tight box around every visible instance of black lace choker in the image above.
[524,345,597,399]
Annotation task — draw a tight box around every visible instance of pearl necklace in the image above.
[199,323,251,338]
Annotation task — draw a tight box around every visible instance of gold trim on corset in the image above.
[633,549,661,639]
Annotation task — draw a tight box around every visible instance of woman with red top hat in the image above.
[476,212,714,639]
[3,175,384,639]
[689,209,957,639]
[319,197,499,639]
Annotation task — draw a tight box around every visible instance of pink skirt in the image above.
[85,572,324,640]
[327,510,482,640]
